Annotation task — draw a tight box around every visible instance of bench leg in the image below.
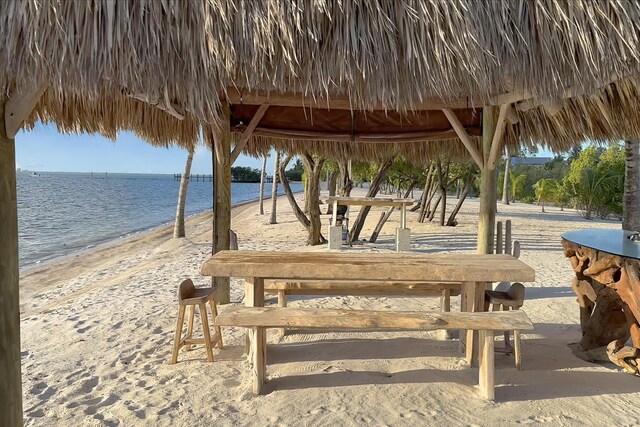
[439,289,453,340]
[478,329,495,400]
[252,326,266,394]
[277,290,287,339]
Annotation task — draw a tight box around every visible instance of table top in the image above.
[326,196,417,207]
[201,251,535,282]
[561,229,640,260]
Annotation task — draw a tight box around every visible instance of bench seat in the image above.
[216,306,533,399]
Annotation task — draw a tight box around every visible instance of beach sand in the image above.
[20,190,640,426]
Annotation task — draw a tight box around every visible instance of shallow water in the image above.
[16,171,301,267]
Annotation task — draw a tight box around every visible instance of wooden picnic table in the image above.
[201,250,535,365]
[325,196,418,250]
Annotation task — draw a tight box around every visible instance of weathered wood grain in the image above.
[215,307,534,331]
[201,251,535,283]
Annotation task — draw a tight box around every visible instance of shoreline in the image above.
[19,194,282,275]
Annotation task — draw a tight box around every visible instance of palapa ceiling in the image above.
[2,0,640,162]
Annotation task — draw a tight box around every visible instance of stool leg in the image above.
[185,305,195,351]
[514,306,522,369]
[209,298,224,349]
[503,305,512,351]
[171,305,186,364]
[199,303,215,362]
[277,290,287,340]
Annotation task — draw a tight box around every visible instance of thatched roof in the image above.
[2,1,640,158]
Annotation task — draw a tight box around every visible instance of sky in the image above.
[16,121,555,174]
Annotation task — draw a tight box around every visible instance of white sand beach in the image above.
[20,192,640,426]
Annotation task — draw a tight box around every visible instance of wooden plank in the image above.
[478,329,495,400]
[250,127,465,143]
[230,104,269,164]
[264,280,461,296]
[244,277,264,357]
[477,106,498,254]
[214,307,534,331]
[226,87,472,110]
[201,251,535,283]
[326,196,417,207]
[0,99,23,425]
[441,108,484,169]
[4,83,46,138]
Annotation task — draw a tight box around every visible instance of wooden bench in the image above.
[215,306,534,399]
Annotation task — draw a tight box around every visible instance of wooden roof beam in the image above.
[230,104,269,164]
[4,83,47,138]
[442,108,484,169]
[487,104,510,170]
[246,127,475,143]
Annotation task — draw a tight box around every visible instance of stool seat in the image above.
[180,287,216,305]
[485,290,522,308]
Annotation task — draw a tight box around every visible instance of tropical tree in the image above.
[624,141,640,230]
[173,149,194,238]
[533,178,558,212]
[258,155,268,215]
[269,151,281,224]
[509,171,527,202]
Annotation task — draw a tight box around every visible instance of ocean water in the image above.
[16,171,301,268]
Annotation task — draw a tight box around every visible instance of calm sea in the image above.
[16,171,301,268]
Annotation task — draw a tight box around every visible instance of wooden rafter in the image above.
[4,83,47,138]
[227,87,535,111]
[487,104,510,170]
[230,104,269,164]
[441,108,484,169]
[246,127,472,143]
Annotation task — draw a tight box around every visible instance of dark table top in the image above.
[562,229,640,260]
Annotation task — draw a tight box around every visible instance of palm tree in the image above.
[258,155,268,215]
[502,146,511,204]
[533,178,558,213]
[269,151,281,224]
[509,171,527,202]
[623,141,640,230]
[578,168,621,219]
[173,149,194,238]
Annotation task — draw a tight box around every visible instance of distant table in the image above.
[326,196,417,250]
[201,250,536,366]
[561,229,640,374]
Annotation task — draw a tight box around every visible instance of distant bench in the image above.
[215,306,534,399]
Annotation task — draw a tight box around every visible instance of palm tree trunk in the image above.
[269,151,281,224]
[349,157,394,242]
[502,146,511,204]
[623,141,640,230]
[258,155,268,215]
[173,149,194,238]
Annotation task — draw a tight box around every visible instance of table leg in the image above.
[460,281,485,367]
[400,204,407,229]
[244,277,265,361]
[332,201,338,225]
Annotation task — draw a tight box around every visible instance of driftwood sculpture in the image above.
[562,240,640,375]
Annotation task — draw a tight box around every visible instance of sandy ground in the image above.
[19,189,640,426]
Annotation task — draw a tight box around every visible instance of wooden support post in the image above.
[477,106,498,255]
[230,104,269,164]
[213,105,232,304]
[1,98,24,426]
[244,277,265,358]
[460,281,485,366]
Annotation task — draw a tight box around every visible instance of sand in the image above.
[19,190,640,426]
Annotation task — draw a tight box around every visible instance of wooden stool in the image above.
[171,279,224,364]
[484,282,525,369]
